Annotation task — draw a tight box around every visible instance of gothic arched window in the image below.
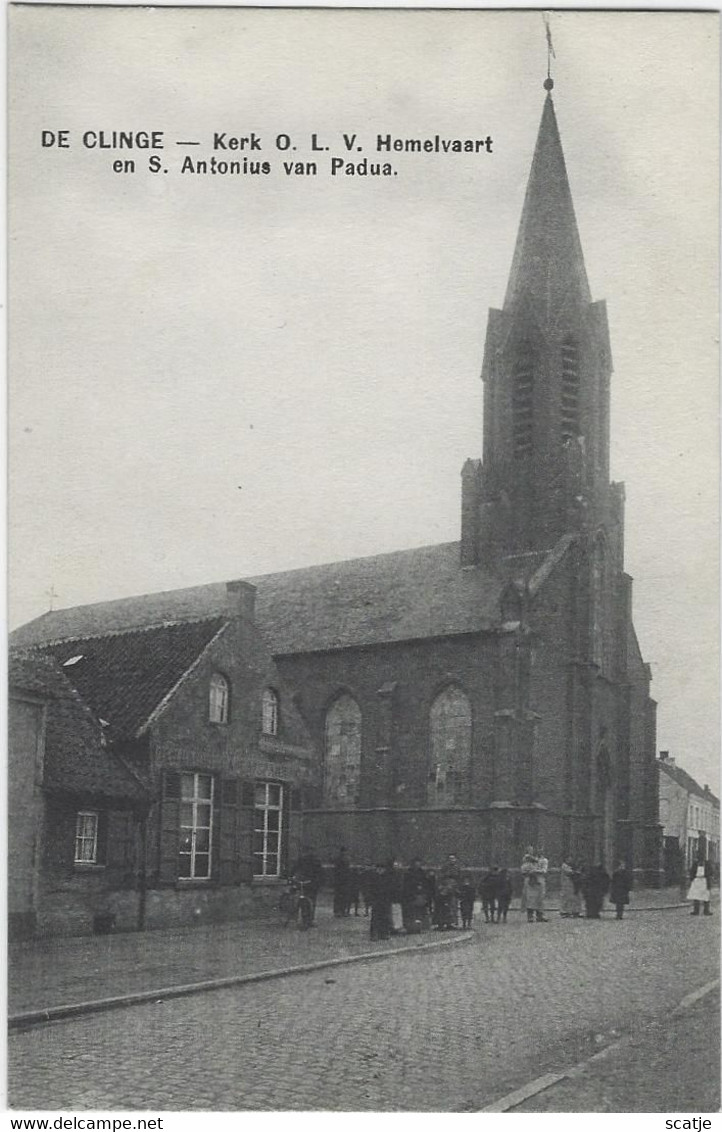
[427,686,472,806]
[324,694,362,807]
[561,336,581,442]
[513,344,534,457]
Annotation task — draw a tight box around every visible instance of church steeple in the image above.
[503,92,591,317]
[461,81,619,571]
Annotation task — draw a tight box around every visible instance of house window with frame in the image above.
[253,781,284,878]
[209,672,229,724]
[75,811,99,864]
[179,772,214,879]
[262,688,279,736]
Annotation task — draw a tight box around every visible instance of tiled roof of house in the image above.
[659,759,719,807]
[31,618,227,742]
[11,542,505,655]
[9,652,146,801]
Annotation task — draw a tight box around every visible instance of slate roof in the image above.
[12,542,505,655]
[504,93,591,314]
[9,652,146,801]
[31,617,227,742]
[659,759,719,806]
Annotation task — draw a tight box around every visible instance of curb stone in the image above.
[8,930,475,1031]
[480,978,720,1112]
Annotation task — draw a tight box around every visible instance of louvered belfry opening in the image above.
[560,336,580,442]
[512,344,534,457]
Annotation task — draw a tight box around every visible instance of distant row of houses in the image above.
[657,751,719,881]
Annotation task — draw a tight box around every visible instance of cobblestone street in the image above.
[8,905,719,1111]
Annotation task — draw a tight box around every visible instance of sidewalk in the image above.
[9,888,689,1020]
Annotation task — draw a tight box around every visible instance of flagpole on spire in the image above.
[543,12,556,92]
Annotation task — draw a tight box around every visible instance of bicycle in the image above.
[278,876,314,930]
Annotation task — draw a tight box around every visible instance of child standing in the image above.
[495,868,513,923]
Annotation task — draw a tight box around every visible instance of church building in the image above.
[11,80,662,900]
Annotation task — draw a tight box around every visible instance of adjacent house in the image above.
[9,651,146,939]
[658,751,720,883]
[9,581,315,936]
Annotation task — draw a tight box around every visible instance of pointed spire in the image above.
[503,91,591,317]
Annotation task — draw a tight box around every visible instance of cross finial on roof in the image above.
[45,584,58,611]
[543,13,556,92]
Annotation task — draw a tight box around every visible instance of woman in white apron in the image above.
[688,860,712,916]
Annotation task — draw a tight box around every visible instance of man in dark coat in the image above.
[402,858,431,932]
[583,864,610,919]
[291,846,324,924]
[495,868,513,923]
[332,846,352,917]
[609,861,632,920]
[478,867,499,923]
[436,853,462,928]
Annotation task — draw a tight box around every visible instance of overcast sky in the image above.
[9,8,719,789]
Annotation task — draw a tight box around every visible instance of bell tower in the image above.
[461,81,622,571]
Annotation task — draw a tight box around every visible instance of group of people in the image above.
[524,847,633,922]
[291,844,716,934]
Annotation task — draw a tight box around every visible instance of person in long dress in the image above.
[582,863,610,919]
[688,859,713,916]
[521,847,548,923]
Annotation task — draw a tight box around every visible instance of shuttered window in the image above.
[219,778,240,885]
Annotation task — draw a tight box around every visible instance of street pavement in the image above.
[8,903,718,1112]
[9,887,683,1016]
[513,986,721,1112]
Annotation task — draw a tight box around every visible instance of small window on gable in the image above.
[75,811,99,864]
[262,688,279,735]
[209,672,229,724]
